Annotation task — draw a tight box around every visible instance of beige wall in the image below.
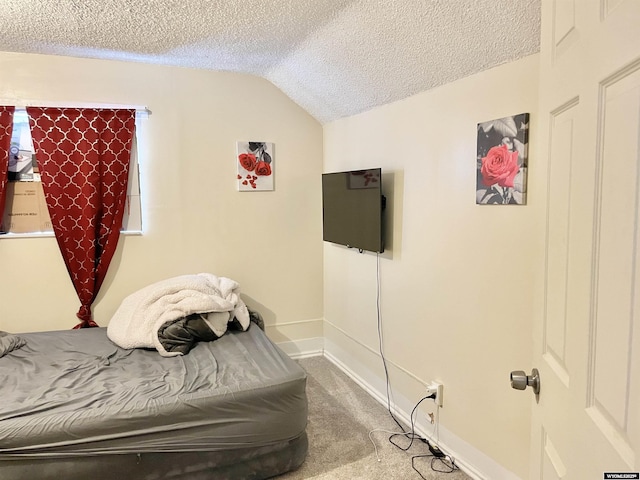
[0,52,324,342]
[323,54,541,478]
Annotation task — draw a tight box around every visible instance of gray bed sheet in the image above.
[0,325,308,459]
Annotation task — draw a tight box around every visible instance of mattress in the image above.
[0,325,308,459]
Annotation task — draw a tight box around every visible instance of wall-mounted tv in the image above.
[322,168,385,253]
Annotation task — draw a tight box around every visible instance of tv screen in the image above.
[322,168,384,253]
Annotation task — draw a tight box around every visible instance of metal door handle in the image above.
[510,368,540,395]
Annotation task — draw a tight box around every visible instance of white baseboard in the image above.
[323,338,522,480]
[276,337,324,359]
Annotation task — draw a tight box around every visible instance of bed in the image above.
[0,323,308,480]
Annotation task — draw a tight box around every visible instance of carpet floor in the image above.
[275,356,471,480]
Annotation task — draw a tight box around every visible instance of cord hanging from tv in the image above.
[322,168,385,253]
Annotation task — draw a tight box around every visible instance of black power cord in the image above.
[412,454,458,478]
[387,395,430,451]
[386,394,460,477]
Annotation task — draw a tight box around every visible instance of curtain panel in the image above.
[27,107,136,328]
[0,107,15,229]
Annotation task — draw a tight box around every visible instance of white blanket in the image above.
[107,273,250,357]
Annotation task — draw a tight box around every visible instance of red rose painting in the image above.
[255,161,272,177]
[238,153,257,172]
[481,145,520,188]
[476,113,529,205]
[236,141,274,191]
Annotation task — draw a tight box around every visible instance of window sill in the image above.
[0,230,143,239]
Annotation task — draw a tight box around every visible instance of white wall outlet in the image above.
[435,382,444,407]
[426,382,444,407]
[425,384,438,398]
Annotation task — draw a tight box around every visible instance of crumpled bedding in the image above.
[107,273,251,356]
[158,312,249,355]
[158,308,266,355]
[0,331,26,358]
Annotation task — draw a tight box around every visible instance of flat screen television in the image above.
[322,168,385,253]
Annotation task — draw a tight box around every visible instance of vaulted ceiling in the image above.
[0,0,541,123]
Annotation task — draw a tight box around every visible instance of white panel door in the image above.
[532,0,640,478]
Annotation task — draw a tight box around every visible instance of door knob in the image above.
[510,368,540,395]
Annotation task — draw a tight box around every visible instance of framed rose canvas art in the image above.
[237,141,274,191]
[476,113,529,205]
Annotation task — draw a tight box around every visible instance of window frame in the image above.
[0,104,147,238]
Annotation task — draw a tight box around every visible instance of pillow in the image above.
[0,331,26,358]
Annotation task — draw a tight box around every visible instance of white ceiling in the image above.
[0,0,541,123]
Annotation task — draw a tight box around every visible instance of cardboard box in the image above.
[1,181,53,233]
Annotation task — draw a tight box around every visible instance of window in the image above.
[1,108,143,236]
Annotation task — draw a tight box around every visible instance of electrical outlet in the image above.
[435,382,444,407]
[425,384,438,398]
[426,382,444,407]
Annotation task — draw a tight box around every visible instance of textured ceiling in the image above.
[0,0,541,123]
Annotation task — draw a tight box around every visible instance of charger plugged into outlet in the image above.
[425,382,444,407]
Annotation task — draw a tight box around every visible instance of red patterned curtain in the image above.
[27,107,136,328]
[0,106,15,227]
